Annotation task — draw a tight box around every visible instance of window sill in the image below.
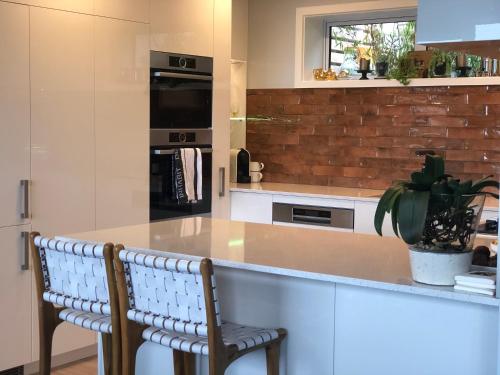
[295,76,500,89]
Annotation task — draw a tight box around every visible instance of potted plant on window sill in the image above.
[374,155,499,286]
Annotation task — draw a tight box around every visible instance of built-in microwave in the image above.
[150,51,213,129]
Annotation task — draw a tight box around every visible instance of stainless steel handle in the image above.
[153,71,213,81]
[153,148,213,155]
[219,167,225,197]
[292,214,331,225]
[21,231,29,271]
[20,180,30,219]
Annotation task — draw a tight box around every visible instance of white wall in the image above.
[247,0,376,89]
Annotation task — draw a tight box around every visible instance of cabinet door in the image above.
[0,2,30,228]
[94,0,149,22]
[211,0,231,219]
[95,17,149,229]
[150,0,214,56]
[354,201,395,236]
[230,192,272,224]
[0,225,32,371]
[30,8,97,358]
[22,0,93,14]
[30,7,96,237]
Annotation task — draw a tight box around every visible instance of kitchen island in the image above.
[59,218,499,375]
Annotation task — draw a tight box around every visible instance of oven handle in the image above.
[153,71,213,81]
[153,148,213,155]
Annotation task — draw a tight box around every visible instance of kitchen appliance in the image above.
[417,0,500,58]
[478,218,499,236]
[150,51,213,129]
[150,129,212,221]
[230,148,251,183]
[273,203,354,230]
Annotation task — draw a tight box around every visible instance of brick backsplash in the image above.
[246,86,500,189]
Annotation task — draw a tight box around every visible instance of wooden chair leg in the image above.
[111,331,121,375]
[183,352,196,375]
[122,326,144,375]
[38,303,62,375]
[173,350,185,375]
[102,333,112,375]
[265,342,280,375]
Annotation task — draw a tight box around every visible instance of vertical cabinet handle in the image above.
[20,179,30,219]
[21,231,29,271]
[218,167,225,197]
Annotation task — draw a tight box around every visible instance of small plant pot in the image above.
[434,63,447,76]
[409,247,473,286]
[375,61,388,77]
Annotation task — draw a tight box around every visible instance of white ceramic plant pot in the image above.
[408,247,473,286]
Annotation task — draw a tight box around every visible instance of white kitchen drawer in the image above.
[354,201,396,237]
[272,194,355,209]
[230,192,273,224]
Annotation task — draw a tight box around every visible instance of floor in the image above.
[52,357,97,375]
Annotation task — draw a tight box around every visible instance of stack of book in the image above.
[454,271,497,296]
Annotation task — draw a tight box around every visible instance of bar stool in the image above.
[30,232,121,375]
[113,245,287,375]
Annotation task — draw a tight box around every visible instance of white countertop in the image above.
[59,217,498,306]
[230,182,500,210]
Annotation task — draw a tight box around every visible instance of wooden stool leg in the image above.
[38,303,62,375]
[111,331,121,375]
[102,333,112,375]
[183,352,196,375]
[265,342,280,375]
[173,350,185,375]
[122,330,144,375]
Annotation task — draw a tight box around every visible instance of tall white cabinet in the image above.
[0,3,32,372]
[94,17,149,230]
[30,7,98,359]
[0,2,30,229]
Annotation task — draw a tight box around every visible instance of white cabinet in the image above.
[0,2,30,228]
[30,7,97,358]
[354,201,396,237]
[94,0,150,23]
[94,17,149,229]
[211,0,231,219]
[230,192,273,224]
[30,7,96,237]
[22,0,93,14]
[0,225,32,371]
[150,0,214,56]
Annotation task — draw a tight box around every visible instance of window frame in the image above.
[325,14,417,72]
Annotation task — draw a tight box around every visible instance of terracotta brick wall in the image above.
[246,86,500,189]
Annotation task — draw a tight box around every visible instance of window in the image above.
[327,19,416,75]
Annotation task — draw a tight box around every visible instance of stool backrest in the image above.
[31,234,114,315]
[115,248,221,338]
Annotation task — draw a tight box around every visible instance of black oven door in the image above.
[150,71,213,129]
[150,147,212,221]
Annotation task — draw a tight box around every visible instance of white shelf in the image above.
[296,76,500,89]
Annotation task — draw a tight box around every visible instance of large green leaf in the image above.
[471,179,500,194]
[374,186,404,236]
[397,190,430,245]
[423,155,445,179]
[391,194,401,238]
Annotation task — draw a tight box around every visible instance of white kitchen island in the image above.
[59,217,500,375]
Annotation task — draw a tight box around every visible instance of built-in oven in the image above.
[150,129,212,221]
[150,51,213,129]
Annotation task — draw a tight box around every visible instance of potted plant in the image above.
[387,53,417,85]
[374,52,389,77]
[369,25,389,77]
[429,50,454,77]
[374,155,499,285]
